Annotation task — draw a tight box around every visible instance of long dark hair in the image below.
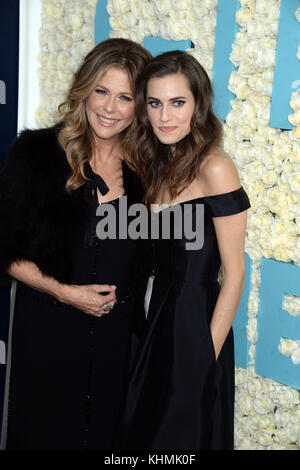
[123,50,223,207]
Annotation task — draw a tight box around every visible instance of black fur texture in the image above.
[0,125,144,285]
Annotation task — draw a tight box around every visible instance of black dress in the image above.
[119,187,250,450]
[5,163,148,450]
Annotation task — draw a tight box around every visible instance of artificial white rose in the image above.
[201,0,218,8]
[187,49,213,71]
[109,16,123,30]
[251,264,261,289]
[256,45,276,69]
[254,212,273,232]
[195,34,215,51]
[57,51,78,73]
[246,318,258,343]
[274,408,295,430]
[65,7,84,31]
[201,11,217,32]
[259,415,276,436]
[291,341,300,364]
[172,0,192,12]
[229,43,243,66]
[238,59,256,77]
[287,173,300,194]
[44,3,64,20]
[278,339,300,365]
[240,0,255,7]
[140,1,157,19]
[35,107,53,128]
[38,50,51,67]
[228,70,247,93]
[235,30,248,47]
[236,390,254,416]
[235,124,254,141]
[83,4,97,25]
[107,0,130,15]
[253,395,274,415]
[273,387,300,408]
[192,4,209,20]
[236,7,254,27]
[236,83,252,100]
[127,28,144,43]
[247,377,263,397]
[118,12,137,28]
[295,7,300,22]
[235,367,247,386]
[256,430,275,447]
[235,142,256,165]
[262,170,278,186]
[138,18,160,37]
[291,127,300,140]
[283,294,300,317]
[39,28,50,49]
[246,19,265,38]
[290,92,300,111]
[167,19,191,40]
[152,0,171,21]
[288,109,300,127]
[253,77,273,96]
[59,33,73,52]
[256,0,280,19]
[127,0,142,17]
[47,33,62,54]
[109,28,130,40]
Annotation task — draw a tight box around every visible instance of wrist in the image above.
[55,283,71,304]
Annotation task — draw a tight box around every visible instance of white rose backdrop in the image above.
[36,0,300,450]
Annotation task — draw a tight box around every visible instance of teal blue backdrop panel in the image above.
[95,0,110,45]
[212,0,240,120]
[143,37,191,57]
[269,0,300,129]
[232,253,252,369]
[256,258,300,390]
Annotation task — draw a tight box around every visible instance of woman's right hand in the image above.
[57,284,117,317]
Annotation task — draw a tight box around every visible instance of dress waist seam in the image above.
[153,271,219,285]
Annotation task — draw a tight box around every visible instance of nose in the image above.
[104,95,115,113]
[160,105,171,122]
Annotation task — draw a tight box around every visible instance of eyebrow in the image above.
[147,96,187,101]
[96,85,133,95]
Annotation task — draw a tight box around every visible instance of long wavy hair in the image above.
[57,38,152,192]
[123,50,223,207]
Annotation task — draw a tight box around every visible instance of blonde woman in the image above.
[0,38,152,450]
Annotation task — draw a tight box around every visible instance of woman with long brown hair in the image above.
[0,38,152,449]
[120,50,250,450]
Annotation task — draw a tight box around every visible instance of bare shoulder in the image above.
[198,147,241,196]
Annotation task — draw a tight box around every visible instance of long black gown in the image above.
[5,163,148,450]
[119,186,250,450]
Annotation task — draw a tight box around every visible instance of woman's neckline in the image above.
[152,186,243,213]
[87,160,125,203]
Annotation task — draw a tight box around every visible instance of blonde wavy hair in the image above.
[58,38,152,192]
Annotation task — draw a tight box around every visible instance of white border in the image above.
[18,0,42,131]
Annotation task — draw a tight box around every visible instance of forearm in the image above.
[8,260,65,301]
[210,274,245,359]
[8,260,117,316]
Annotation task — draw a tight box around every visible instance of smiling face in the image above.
[146,73,196,145]
[86,66,135,143]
